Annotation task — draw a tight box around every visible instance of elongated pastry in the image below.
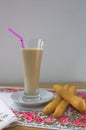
[43,95,62,115]
[53,85,77,118]
[43,85,69,115]
[54,84,86,114]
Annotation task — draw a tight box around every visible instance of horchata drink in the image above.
[21,39,43,101]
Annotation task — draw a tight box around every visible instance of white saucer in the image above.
[11,88,54,106]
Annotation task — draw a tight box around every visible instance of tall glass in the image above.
[21,39,43,101]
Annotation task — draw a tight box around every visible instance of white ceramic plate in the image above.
[11,88,54,106]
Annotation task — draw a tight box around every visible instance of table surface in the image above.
[2,82,86,130]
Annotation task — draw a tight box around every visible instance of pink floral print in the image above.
[0,87,86,129]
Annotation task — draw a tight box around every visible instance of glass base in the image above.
[22,92,40,102]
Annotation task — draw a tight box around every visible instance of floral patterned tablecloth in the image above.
[0,87,86,130]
